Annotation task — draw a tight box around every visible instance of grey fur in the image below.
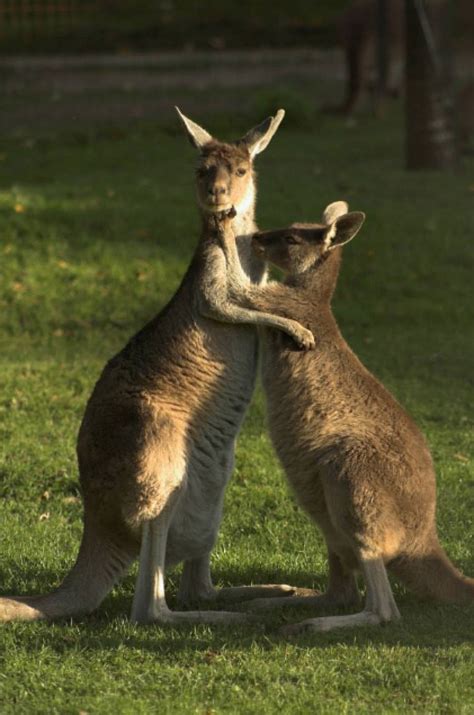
[215,204,474,633]
[0,109,314,625]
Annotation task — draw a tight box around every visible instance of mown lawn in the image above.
[0,93,473,714]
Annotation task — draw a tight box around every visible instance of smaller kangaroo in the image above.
[214,203,474,633]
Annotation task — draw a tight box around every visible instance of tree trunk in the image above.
[405,0,457,169]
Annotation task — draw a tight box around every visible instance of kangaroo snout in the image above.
[208,182,228,199]
[204,180,232,212]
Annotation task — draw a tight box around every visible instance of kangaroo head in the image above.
[175,107,285,216]
[252,201,365,276]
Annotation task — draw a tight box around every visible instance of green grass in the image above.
[0,97,473,714]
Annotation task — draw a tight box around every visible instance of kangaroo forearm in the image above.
[200,295,305,339]
[198,236,312,346]
[218,227,251,287]
[229,283,294,318]
[198,244,294,331]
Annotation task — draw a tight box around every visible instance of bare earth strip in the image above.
[1,49,343,133]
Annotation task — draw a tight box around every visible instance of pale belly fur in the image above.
[165,321,259,566]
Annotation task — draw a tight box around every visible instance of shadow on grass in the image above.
[2,562,474,652]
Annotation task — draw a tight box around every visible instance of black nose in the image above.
[208,183,228,197]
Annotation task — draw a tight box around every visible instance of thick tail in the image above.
[389,536,474,605]
[0,521,136,622]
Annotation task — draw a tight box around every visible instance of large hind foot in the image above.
[279,557,401,636]
[280,610,383,636]
[235,551,360,613]
[133,606,256,627]
[132,516,260,627]
[177,554,303,608]
[212,583,300,604]
[178,582,302,609]
[234,588,359,612]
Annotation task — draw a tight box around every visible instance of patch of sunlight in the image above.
[0,185,101,213]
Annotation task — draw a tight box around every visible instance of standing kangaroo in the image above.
[215,202,474,633]
[0,108,315,626]
[328,0,404,115]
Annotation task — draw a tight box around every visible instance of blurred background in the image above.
[1,10,473,709]
[1,0,472,165]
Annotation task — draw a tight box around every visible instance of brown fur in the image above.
[0,109,310,625]
[216,203,474,632]
[195,142,253,214]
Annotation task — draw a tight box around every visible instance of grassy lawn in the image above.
[0,91,473,713]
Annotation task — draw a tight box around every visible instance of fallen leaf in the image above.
[63,496,81,505]
[203,650,220,664]
[454,453,469,463]
[14,203,25,213]
[39,512,50,521]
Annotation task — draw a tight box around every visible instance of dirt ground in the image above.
[1,48,345,134]
[2,47,472,135]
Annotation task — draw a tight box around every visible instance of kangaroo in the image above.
[0,108,315,626]
[214,202,474,633]
[326,0,404,115]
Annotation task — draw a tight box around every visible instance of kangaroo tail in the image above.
[389,536,474,605]
[0,520,136,622]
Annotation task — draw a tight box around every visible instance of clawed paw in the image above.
[216,206,237,224]
[207,206,237,235]
[295,328,316,351]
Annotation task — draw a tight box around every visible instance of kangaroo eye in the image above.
[236,168,247,177]
[285,235,300,245]
[196,167,208,178]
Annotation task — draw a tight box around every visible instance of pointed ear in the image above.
[239,109,285,158]
[175,106,213,150]
[324,212,366,250]
[322,201,348,225]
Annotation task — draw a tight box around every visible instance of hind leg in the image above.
[0,515,136,622]
[280,554,400,636]
[178,551,299,607]
[232,504,359,613]
[131,483,251,627]
[177,442,308,608]
[237,547,360,612]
